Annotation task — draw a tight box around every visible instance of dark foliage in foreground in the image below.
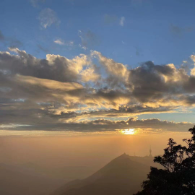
[134,126,195,195]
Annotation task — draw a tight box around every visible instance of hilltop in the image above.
[52,153,155,195]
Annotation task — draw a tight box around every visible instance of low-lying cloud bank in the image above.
[0,48,195,132]
[0,118,192,133]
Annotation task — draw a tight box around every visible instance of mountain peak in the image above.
[52,154,151,195]
[112,153,131,161]
[117,152,129,158]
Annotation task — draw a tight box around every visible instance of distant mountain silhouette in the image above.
[0,162,96,195]
[0,163,61,195]
[52,154,154,195]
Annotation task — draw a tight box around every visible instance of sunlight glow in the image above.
[120,129,135,135]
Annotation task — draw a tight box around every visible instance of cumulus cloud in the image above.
[1,48,195,132]
[38,8,60,28]
[92,51,129,87]
[190,55,195,76]
[0,48,92,82]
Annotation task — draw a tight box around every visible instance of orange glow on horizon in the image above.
[120,129,135,135]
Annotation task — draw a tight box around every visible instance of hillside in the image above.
[53,154,153,195]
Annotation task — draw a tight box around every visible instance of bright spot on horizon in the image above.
[120,129,135,135]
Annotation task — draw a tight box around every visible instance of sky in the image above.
[1,0,195,138]
[0,132,190,168]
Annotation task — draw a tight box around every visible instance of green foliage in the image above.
[134,126,195,195]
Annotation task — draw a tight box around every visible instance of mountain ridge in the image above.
[52,153,154,195]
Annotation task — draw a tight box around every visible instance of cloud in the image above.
[119,17,125,26]
[0,48,92,83]
[135,46,143,56]
[170,24,194,36]
[104,14,118,25]
[54,39,74,46]
[66,41,74,46]
[91,51,129,87]
[78,30,99,50]
[103,15,125,27]
[15,75,83,91]
[49,105,175,124]
[170,24,183,36]
[190,55,195,76]
[38,8,60,28]
[37,44,50,53]
[9,39,23,48]
[54,39,64,45]
[0,30,22,48]
[1,48,195,132]
[0,116,193,133]
[30,0,46,7]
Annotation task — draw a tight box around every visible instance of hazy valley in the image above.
[0,154,158,195]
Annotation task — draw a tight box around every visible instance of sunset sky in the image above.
[1,0,195,137]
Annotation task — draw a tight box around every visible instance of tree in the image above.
[134,126,195,195]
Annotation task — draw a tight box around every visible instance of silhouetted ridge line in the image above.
[52,154,155,195]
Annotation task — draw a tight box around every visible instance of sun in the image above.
[120,129,135,135]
